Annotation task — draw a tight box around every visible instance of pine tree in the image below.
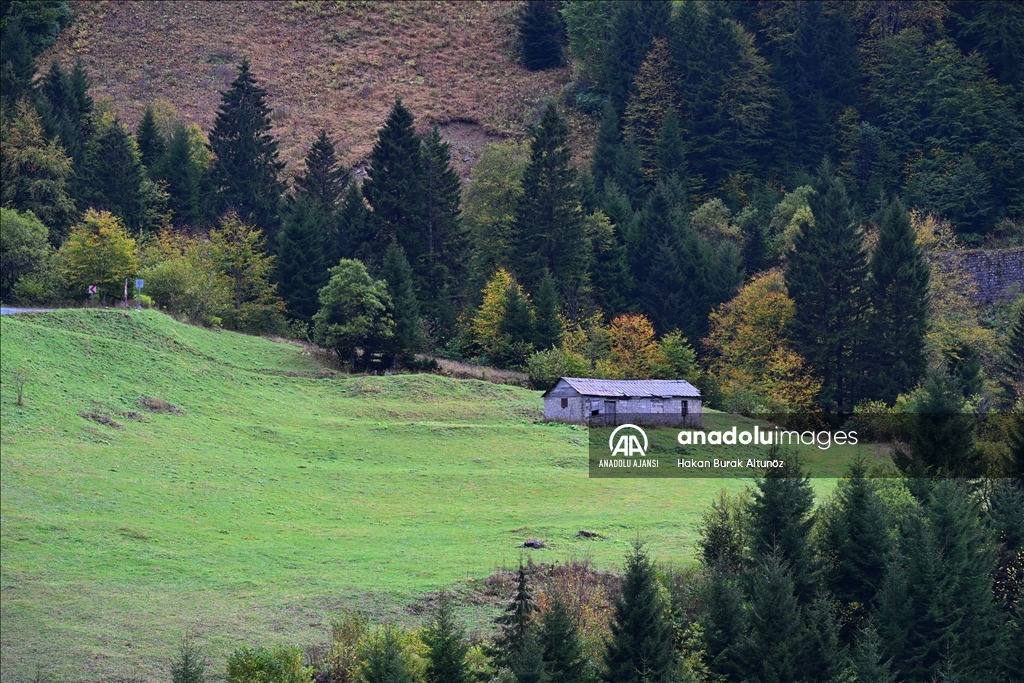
[153,124,204,228]
[865,198,930,404]
[294,130,347,214]
[998,306,1024,407]
[603,0,672,114]
[699,567,746,681]
[423,592,470,683]
[622,39,679,181]
[85,118,166,232]
[848,624,897,683]
[136,106,165,170]
[512,102,587,296]
[533,270,562,351]
[421,124,464,326]
[817,461,892,641]
[1,16,37,109]
[592,100,621,193]
[654,109,686,183]
[273,198,329,322]
[518,0,564,71]
[785,162,869,413]
[363,99,426,263]
[208,58,285,243]
[747,454,816,604]
[735,552,805,683]
[380,242,421,358]
[540,597,585,683]
[603,542,675,683]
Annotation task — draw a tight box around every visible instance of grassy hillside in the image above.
[1,309,805,682]
[43,1,596,173]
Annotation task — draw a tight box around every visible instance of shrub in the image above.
[226,645,312,683]
[526,347,588,390]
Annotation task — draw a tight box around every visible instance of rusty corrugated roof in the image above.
[557,377,701,398]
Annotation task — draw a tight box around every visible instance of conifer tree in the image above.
[136,106,165,170]
[334,182,370,265]
[591,100,621,193]
[512,102,587,296]
[423,592,470,683]
[499,283,537,367]
[603,542,675,683]
[735,552,805,683]
[817,461,891,640]
[533,270,563,351]
[294,130,347,214]
[208,58,285,243]
[86,118,166,232]
[153,124,204,228]
[604,0,672,114]
[1,17,37,109]
[362,627,414,683]
[518,0,564,71]
[801,591,844,683]
[421,124,464,326]
[37,59,93,202]
[540,597,585,683]
[612,136,645,211]
[654,109,686,183]
[622,39,679,181]
[785,162,869,413]
[273,198,328,322]
[589,206,634,319]
[380,242,420,358]
[865,198,930,404]
[998,306,1024,407]
[848,624,897,683]
[747,455,816,604]
[493,565,540,672]
[699,567,745,681]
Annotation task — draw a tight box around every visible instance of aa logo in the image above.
[609,424,648,458]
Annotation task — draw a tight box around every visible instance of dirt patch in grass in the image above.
[430,357,531,388]
[139,396,182,414]
[78,411,123,429]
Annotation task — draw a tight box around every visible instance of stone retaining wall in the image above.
[930,247,1024,305]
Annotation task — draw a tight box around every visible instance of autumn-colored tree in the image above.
[605,313,663,379]
[471,268,537,366]
[58,209,137,300]
[623,38,681,181]
[704,270,821,413]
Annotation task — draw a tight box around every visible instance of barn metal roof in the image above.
[548,377,701,398]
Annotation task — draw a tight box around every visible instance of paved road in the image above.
[0,307,57,315]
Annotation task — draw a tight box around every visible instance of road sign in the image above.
[135,278,144,290]
[88,285,98,294]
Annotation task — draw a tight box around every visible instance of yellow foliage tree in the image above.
[606,313,663,378]
[704,270,821,412]
[59,209,138,300]
[623,38,681,180]
[472,268,533,359]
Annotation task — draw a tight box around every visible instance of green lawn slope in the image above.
[1,310,837,681]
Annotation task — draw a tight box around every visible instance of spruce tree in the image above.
[604,0,672,114]
[735,552,805,683]
[817,461,892,641]
[998,306,1024,407]
[499,284,537,367]
[512,101,587,295]
[136,106,165,170]
[493,565,540,672]
[334,182,370,265]
[294,130,347,214]
[785,162,869,413]
[208,58,285,243]
[540,597,586,683]
[801,591,844,683]
[747,454,816,604]
[363,99,427,267]
[153,124,204,228]
[612,136,645,210]
[1,17,37,109]
[380,242,421,358]
[865,198,930,404]
[362,627,414,683]
[273,198,329,323]
[421,124,464,326]
[37,59,93,203]
[589,210,633,319]
[86,118,166,232]
[848,624,897,683]
[170,632,207,683]
[423,592,470,683]
[591,100,621,193]
[603,542,675,683]
[699,567,746,681]
[533,270,563,351]
[622,39,679,181]
[518,0,564,71]
[654,109,686,183]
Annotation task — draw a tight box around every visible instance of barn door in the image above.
[604,400,617,425]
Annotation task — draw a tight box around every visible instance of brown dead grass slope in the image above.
[45,0,582,172]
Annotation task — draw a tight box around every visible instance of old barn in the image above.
[542,377,702,427]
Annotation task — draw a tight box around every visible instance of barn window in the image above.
[681,401,688,415]
[561,398,568,409]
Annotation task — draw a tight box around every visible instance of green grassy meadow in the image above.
[0,310,859,681]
